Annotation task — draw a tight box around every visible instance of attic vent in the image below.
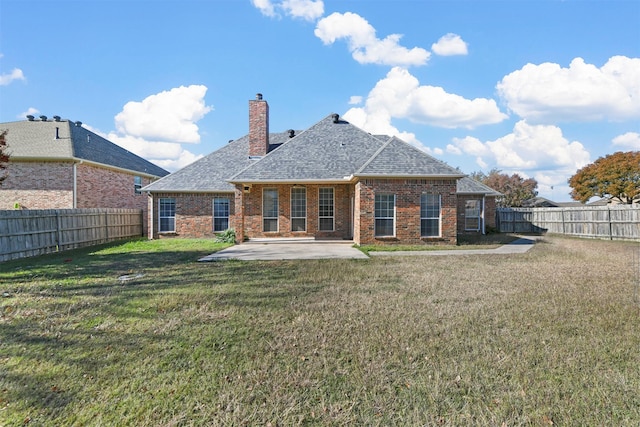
[53,115,61,122]
[26,115,35,121]
[256,93,263,100]
[332,113,339,123]
[75,121,82,127]
[288,129,295,138]
[39,115,48,121]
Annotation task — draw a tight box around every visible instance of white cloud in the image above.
[251,0,277,17]
[448,120,590,182]
[252,0,324,21]
[315,12,430,66]
[431,33,468,56]
[0,68,26,86]
[282,0,324,21]
[497,56,640,123]
[344,67,507,132]
[114,85,212,144]
[18,107,40,119]
[348,95,362,105]
[612,132,640,149]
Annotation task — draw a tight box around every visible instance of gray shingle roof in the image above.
[229,115,387,183]
[356,136,464,178]
[457,176,502,196]
[142,113,498,193]
[2,119,168,177]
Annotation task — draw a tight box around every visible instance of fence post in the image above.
[56,211,62,252]
[105,211,109,241]
[561,209,566,235]
[608,207,613,240]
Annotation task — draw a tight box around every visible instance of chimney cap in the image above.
[256,93,263,100]
[53,115,61,122]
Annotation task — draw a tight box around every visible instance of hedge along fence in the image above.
[0,208,143,262]
[497,205,640,241]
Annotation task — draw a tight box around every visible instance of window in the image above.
[318,188,334,231]
[134,176,142,194]
[213,197,230,232]
[291,187,306,232]
[465,199,481,231]
[263,188,278,232]
[421,194,441,237]
[375,194,395,237]
[159,198,176,233]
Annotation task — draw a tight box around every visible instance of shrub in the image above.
[214,228,236,244]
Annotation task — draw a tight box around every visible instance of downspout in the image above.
[148,193,154,239]
[73,161,78,208]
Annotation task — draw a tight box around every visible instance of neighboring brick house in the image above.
[0,116,169,228]
[143,94,499,245]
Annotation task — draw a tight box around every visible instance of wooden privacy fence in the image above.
[497,206,640,241]
[0,208,143,262]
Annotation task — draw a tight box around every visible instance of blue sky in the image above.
[1,0,638,201]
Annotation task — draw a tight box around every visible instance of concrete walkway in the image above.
[198,236,536,261]
[369,236,536,257]
[199,239,369,261]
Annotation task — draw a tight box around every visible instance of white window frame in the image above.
[263,188,279,232]
[374,193,396,237]
[465,199,481,231]
[318,187,334,231]
[158,198,176,233]
[421,194,441,237]
[213,197,230,232]
[134,176,142,194]
[290,187,307,232]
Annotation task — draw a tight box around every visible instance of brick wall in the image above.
[237,183,353,240]
[148,193,235,239]
[356,178,458,245]
[0,160,153,230]
[0,161,74,209]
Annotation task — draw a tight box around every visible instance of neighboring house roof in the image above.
[522,197,583,208]
[457,177,502,196]
[1,118,169,178]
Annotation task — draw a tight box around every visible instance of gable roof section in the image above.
[355,136,464,178]
[2,119,168,178]
[142,130,298,192]
[229,115,387,183]
[457,177,502,196]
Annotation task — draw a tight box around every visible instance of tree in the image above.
[471,168,538,207]
[0,130,8,187]
[568,151,640,204]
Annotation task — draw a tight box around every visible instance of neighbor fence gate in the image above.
[496,206,640,241]
[0,208,143,262]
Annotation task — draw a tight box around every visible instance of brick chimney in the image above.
[249,93,269,157]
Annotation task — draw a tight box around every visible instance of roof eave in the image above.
[227,177,354,185]
[10,156,166,179]
[353,173,466,179]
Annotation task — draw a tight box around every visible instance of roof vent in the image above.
[39,115,48,121]
[75,121,82,127]
[256,93,263,100]
[288,129,295,138]
[26,115,35,121]
[53,115,61,122]
[332,113,339,123]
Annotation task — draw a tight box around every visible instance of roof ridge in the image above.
[354,136,394,175]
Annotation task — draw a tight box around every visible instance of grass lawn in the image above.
[1,236,638,426]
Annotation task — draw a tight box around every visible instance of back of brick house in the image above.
[143,94,499,245]
[0,117,169,230]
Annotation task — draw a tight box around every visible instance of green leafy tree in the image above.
[568,151,640,204]
[0,130,9,187]
[471,168,538,207]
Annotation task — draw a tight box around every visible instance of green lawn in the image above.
[1,236,638,426]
